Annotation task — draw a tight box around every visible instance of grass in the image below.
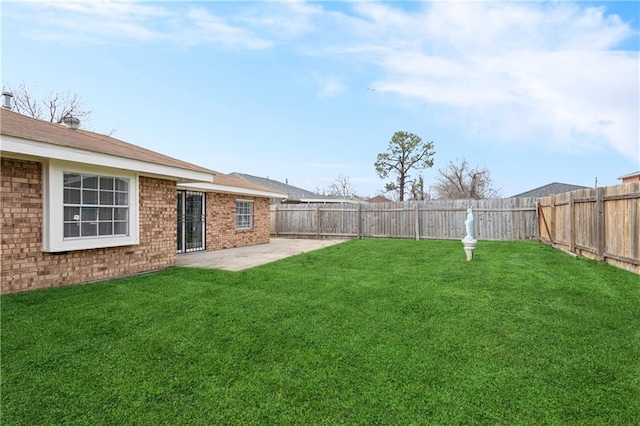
[2,239,639,425]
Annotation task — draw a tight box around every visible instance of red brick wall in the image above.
[205,193,270,250]
[1,158,177,294]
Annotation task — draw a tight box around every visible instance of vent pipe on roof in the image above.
[1,91,13,110]
[61,113,80,130]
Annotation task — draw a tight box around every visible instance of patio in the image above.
[176,237,346,271]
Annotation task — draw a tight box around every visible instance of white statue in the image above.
[462,208,476,260]
[463,208,474,241]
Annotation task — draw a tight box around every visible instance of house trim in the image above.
[1,134,214,184]
[42,160,140,252]
[178,182,286,200]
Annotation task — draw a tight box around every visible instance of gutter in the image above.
[178,182,287,200]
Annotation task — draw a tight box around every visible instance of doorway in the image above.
[177,190,205,253]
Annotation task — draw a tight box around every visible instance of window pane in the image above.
[98,208,113,220]
[64,222,80,238]
[83,189,98,205]
[98,222,113,236]
[115,178,129,191]
[64,188,81,204]
[114,222,128,235]
[81,207,98,221]
[64,207,80,221]
[115,192,128,206]
[114,208,128,220]
[81,222,97,237]
[99,191,114,205]
[99,177,114,190]
[64,173,81,188]
[83,175,99,189]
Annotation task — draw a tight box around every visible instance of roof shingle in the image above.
[1,109,277,195]
[230,173,330,201]
[1,108,214,174]
[511,182,589,198]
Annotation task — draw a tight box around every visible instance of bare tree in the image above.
[4,82,92,123]
[410,175,430,201]
[374,131,435,201]
[326,174,359,198]
[432,158,500,199]
[4,82,118,135]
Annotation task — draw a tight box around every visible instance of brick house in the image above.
[1,108,284,294]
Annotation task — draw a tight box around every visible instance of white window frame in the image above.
[43,160,140,252]
[235,199,254,230]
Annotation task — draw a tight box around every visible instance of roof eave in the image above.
[1,134,214,183]
[178,182,287,199]
[617,171,640,180]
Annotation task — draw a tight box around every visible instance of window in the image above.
[43,160,139,252]
[236,200,253,230]
[63,173,130,238]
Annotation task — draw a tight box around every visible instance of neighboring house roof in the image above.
[230,172,353,203]
[0,109,285,198]
[367,195,393,203]
[511,182,589,198]
[618,171,640,180]
[179,173,287,199]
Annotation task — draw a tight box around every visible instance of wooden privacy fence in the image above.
[538,182,640,274]
[271,197,538,241]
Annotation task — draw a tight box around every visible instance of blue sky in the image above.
[2,0,639,198]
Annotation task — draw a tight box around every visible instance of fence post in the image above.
[357,203,362,239]
[315,207,320,238]
[414,204,419,240]
[536,201,540,239]
[274,206,278,237]
[550,194,556,243]
[569,192,575,253]
[596,187,605,261]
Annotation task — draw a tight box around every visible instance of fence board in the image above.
[538,183,640,274]
[271,198,538,241]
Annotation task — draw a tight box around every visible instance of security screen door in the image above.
[177,190,205,253]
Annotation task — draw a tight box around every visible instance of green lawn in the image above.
[2,240,639,425]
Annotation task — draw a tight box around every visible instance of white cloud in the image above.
[239,0,321,39]
[185,7,272,50]
[346,2,638,161]
[15,1,272,49]
[315,75,346,98]
[18,0,170,43]
[36,0,169,19]
[9,1,639,160]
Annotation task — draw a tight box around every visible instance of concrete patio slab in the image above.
[176,238,347,271]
